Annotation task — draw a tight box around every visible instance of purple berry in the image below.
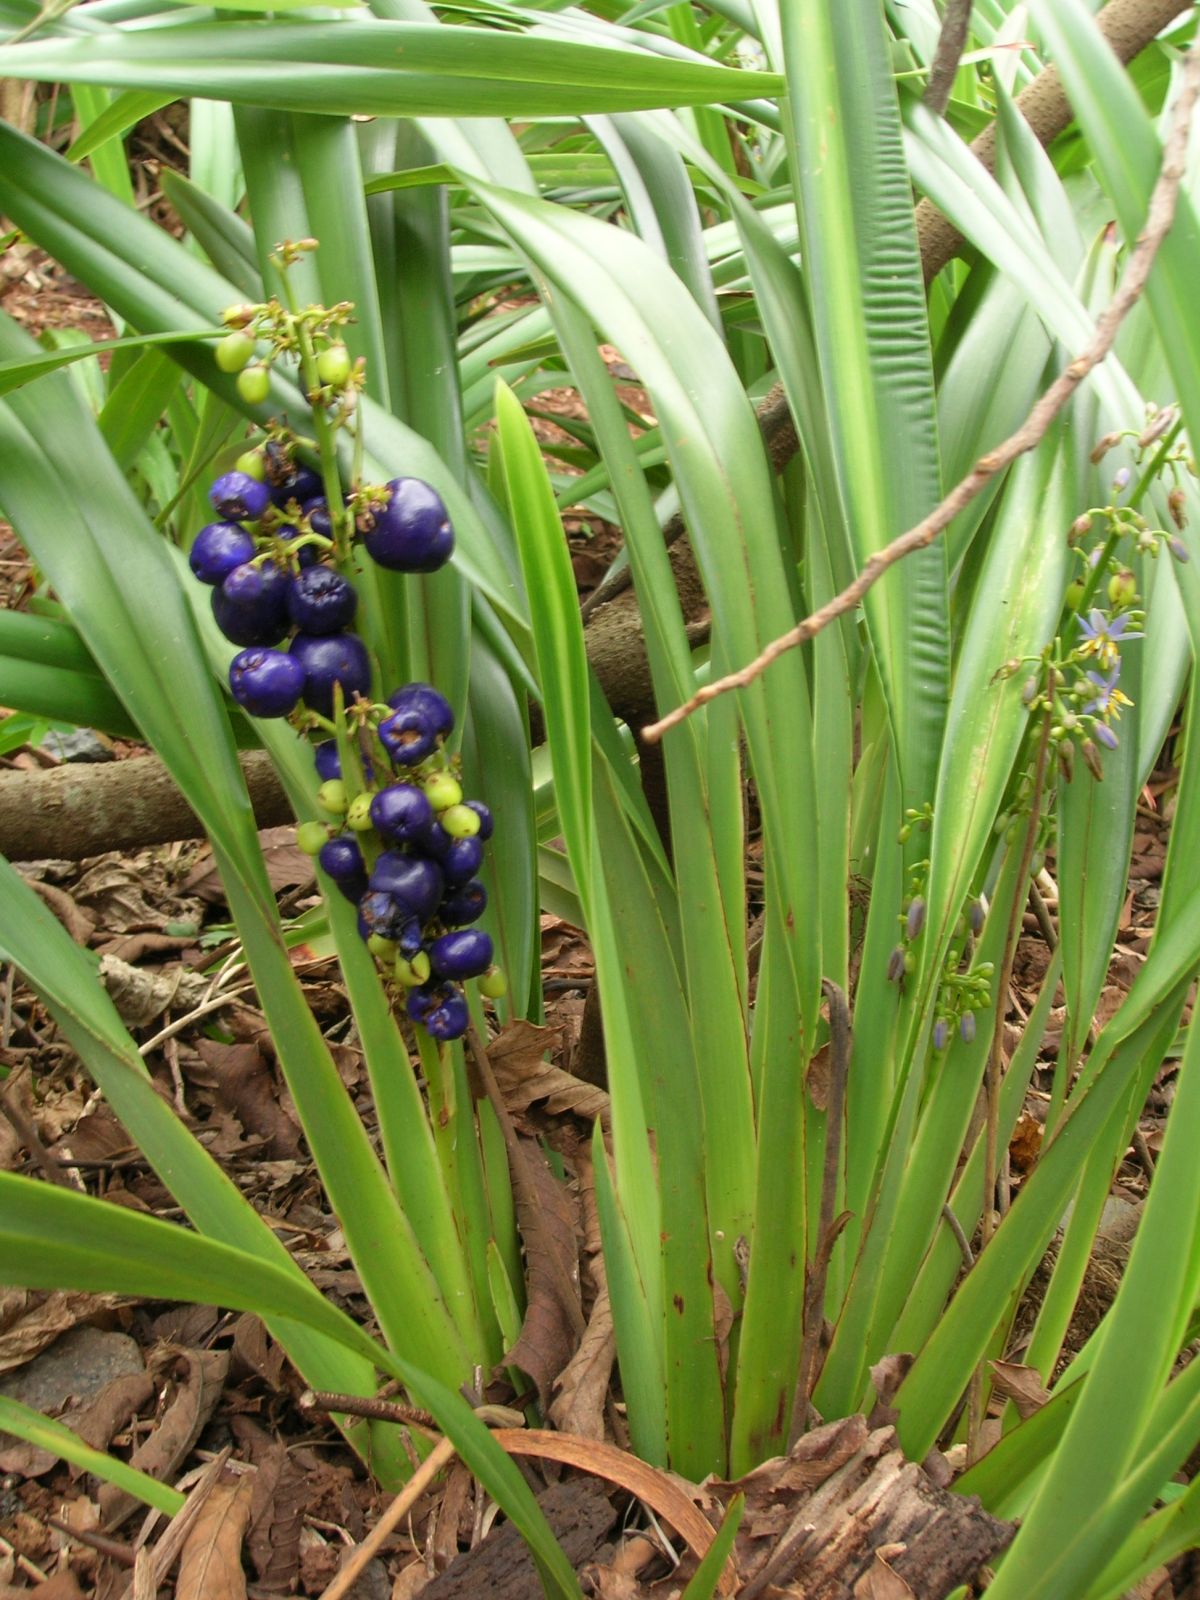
[228,647,305,718]
[212,561,291,647]
[264,443,322,509]
[303,497,333,539]
[190,522,256,585]
[296,542,322,570]
[209,470,270,523]
[338,870,369,905]
[429,929,493,981]
[314,740,341,781]
[386,683,454,740]
[442,836,484,885]
[463,800,493,841]
[318,834,364,882]
[379,707,437,767]
[369,783,433,844]
[369,851,443,920]
[440,879,487,927]
[416,819,451,859]
[362,479,454,573]
[289,632,372,718]
[425,990,470,1041]
[287,566,358,635]
[406,982,446,1025]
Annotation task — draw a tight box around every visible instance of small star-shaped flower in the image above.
[1083,664,1134,722]
[1077,609,1142,672]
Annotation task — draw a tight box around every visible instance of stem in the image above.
[966,700,1054,1463]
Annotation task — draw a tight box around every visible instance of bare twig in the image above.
[300,1389,437,1432]
[941,1203,975,1271]
[924,0,974,117]
[641,44,1200,746]
[318,1435,458,1600]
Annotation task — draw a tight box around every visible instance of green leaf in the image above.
[0,1396,185,1516]
[0,327,220,395]
[0,19,783,116]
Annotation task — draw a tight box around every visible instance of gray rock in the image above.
[43,728,115,763]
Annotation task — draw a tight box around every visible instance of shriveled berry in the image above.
[288,566,358,635]
[314,740,341,781]
[440,879,487,927]
[407,982,450,1025]
[215,331,255,373]
[236,364,271,406]
[190,522,255,585]
[360,889,409,941]
[369,851,443,921]
[318,834,364,882]
[212,561,291,646]
[394,951,432,988]
[229,647,305,718]
[210,470,271,523]
[271,463,323,510]
[289,631,372,718]
[362,479,454,573]
[442,836,484,885]
[369,783,433,844]
[429,929,493,981]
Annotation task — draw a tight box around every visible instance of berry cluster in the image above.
[306,686,504,1043]
[189,442,502,1043]
[191,443,456,721]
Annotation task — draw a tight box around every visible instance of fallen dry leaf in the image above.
[98,955,208,1030]
[99,1348,229,1527]
[0,1571,85,1600]
[504,1139,582,1406]
[548,1142,614,1440]
[175,1474,255,1600]
[488,1021,610,1127]
[989,1360,1051,1420]
[192,1039,301,1160]
[230,1416,306,1593]
[854,1546,917,1599]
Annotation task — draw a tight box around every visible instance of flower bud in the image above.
[1169,534,1190,563]
[1112,466,1131,492]
[1058,740,1075,782]
[1069,514,1092,543]
[959,1011,976,1044]
[221,303,257,328]
[1080,738,1105,781]
[1089,432,1120,464]
[1138,406,1176,447]
[1168,487,1188,530]
[905,898,926,941]
[1107,569,1137,608]
[932,1019,949,1052]
[1093,722,1119,751]
[886,946,906,984]
[968,898,986,935]
[1021,676,1040,707]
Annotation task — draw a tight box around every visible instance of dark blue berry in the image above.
[362,479,454,573]
[386,683,454,740]
[264,443,322,509]
[318,834,364,882]
[378,707,437,767]
[369,851,443,921]
[463,800,493,841]
[442,836,484,885]
[369,783,433,844]
[416,819,451,859]
[295,542,322,570]
[338,871,369,906]
[302,498,333,539]
[314,740,341,781]
[210,470,270,523]
[429,928,493,981]
[212,561,291,647]
[425,990,470,1041]
[228,647,305,718]
[289,632,372,718]
[287,567,358,635]
[440,879,487,926]
[190,522,255,585]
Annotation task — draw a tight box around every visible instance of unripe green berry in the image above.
[1064,578,1086,611]
[236,449,266,481]
[1107,569,1137,608]
[395,951,431,987]
[479,965,507,999]
[367,933,396,959]
[440,803,481,839]
[316,343,353,387]
[346,792,375,831]
[216,331,256,373]
[424,772,463,811]
[237,364,271,406]
[296,820,328,855]
[317,778,348,816]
